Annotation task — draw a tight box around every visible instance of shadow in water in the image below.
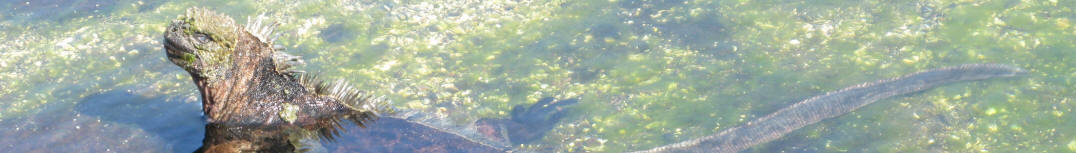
[74,88,206,153]
[197,97,579,153]
[323,117,506,153]
[0,86,580,153]
[0,86,203,152]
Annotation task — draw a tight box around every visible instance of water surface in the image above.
[1,0,1074,152]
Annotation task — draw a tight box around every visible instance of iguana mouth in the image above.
[163,39,183,59]
[163,20,193,62]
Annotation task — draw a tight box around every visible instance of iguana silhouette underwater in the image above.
[163,8,1025,153]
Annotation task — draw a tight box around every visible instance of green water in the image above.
[1,0,1074,152]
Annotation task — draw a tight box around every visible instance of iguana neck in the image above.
[195,30,283,123]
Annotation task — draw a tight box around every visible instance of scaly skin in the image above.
[164,8,578,153]
[164,8,387,152]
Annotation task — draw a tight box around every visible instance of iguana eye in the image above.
[193,33,211,43]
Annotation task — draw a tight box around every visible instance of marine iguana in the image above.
[163,8,577,152]
[164,8,389,152]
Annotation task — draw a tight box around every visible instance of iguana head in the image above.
[164,8,239,80]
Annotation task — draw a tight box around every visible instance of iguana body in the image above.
[164,8,387,152]
[164,8,574,153]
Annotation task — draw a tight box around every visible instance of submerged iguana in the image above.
[633,64,1025,153]
[164,8,576,152]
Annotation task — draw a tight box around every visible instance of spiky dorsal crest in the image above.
[244,13,306,74]
[247,14,391,128]
[272,51,305,74]
[297,74,393,114]
[245,13,280,45]
[296,73,395,140]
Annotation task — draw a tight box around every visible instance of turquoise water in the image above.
[1,0,1074,152]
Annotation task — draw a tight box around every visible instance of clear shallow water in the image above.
[1,0,1074,152]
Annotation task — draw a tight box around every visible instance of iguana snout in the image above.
[163,21,198,71]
